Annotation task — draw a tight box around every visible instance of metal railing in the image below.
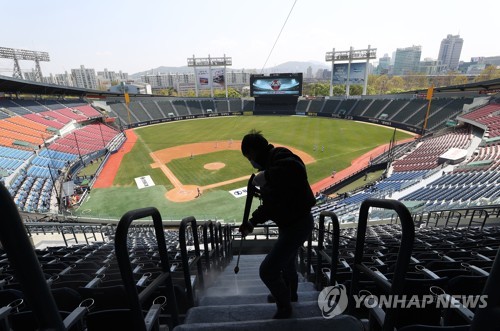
[114,207,180,330]
[179,216,204,308]
[348,198,415,331]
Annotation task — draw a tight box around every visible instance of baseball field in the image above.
[75,116,412,222]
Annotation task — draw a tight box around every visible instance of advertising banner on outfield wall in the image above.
[332,63,366,85]
[196,68,225,89]
[127,112,243,129]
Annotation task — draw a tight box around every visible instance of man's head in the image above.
[241,130,269,169]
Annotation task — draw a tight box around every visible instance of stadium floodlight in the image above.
[325,45,376,97]
[187,54,232,98]
[0,47,50,82]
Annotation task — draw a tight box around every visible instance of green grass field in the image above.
[75,116,412,221]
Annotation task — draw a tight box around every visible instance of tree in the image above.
[365,85,377,95]
[156,87,178,96]
[404,72,428,90]
[214,88,241,98]
[349,85,363,95]
[475,65,500,83]
[374,75,390,94]
[387,76,405,91]
[332,85,346,96]
[451,74,468,86]
[303,82,330,96]
[314,83,330,96]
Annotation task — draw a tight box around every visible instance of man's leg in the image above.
[282,215,313,302]
[259,214,313,318]
[260,236,295,318]
[282,251,299,302]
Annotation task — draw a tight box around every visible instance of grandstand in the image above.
[0,75,499,330]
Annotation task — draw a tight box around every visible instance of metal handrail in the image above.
[0,182,65,330]
[115,207,180,330]
[214,222,223,266]
[315,211,340,288]
[348,198,415,331]
[224,224,233,261]
[202,220,216,271]
[179,216,204,308]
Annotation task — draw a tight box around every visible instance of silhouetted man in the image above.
[239,130,315,319]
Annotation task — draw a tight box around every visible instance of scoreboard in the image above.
[250,73,302,97]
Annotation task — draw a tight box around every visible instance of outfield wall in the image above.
[123,108,422,135]
[311,112,422,134]
[127,111,243,129]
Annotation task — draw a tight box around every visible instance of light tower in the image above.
[0,47,50,82]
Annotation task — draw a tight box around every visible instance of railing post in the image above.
[315,211,340,288]
[348,198,414,331]
[202,221,211,271]
[179,216,204,308]
[115,207,180,329]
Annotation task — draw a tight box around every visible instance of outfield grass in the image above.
[76,116,412,221]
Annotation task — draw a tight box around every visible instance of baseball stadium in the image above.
[1,60,500,330]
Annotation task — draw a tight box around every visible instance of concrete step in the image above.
[212,278,310,288]
[199,290,319,306]
[203,282,315,297]
[228,254,267,262]
[222,265,261,273]
[216,273,261,281]
[216,273,306,283]
[212,278,269,287]
[173,315,364,331]
[185,301,319,323]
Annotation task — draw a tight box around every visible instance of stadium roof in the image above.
[0,75,117,97]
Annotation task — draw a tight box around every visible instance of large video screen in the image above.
[250,73,302,96]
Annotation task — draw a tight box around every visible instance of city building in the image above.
[376,54,391,75]
[71,65,98,89]
[437,34,463,72]
[481,56,500,67]
[306,66,313,79]
[54,72,74,86]
[140,70,251,90]
[97,69,129,90]
[108,82,152,94]
[392,46,422,76]
[418,58,446,75]
[97,68,129,82]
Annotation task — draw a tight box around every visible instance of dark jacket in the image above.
[251,145,316,227]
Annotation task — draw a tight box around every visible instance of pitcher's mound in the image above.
[166,185,199,202]
[204,162,225,170]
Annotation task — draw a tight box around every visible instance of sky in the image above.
[0,0,499,76]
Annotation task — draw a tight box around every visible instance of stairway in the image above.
[173,254,363,330]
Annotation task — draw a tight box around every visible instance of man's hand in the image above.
[238,220,254,237]
[252,171,266,187]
